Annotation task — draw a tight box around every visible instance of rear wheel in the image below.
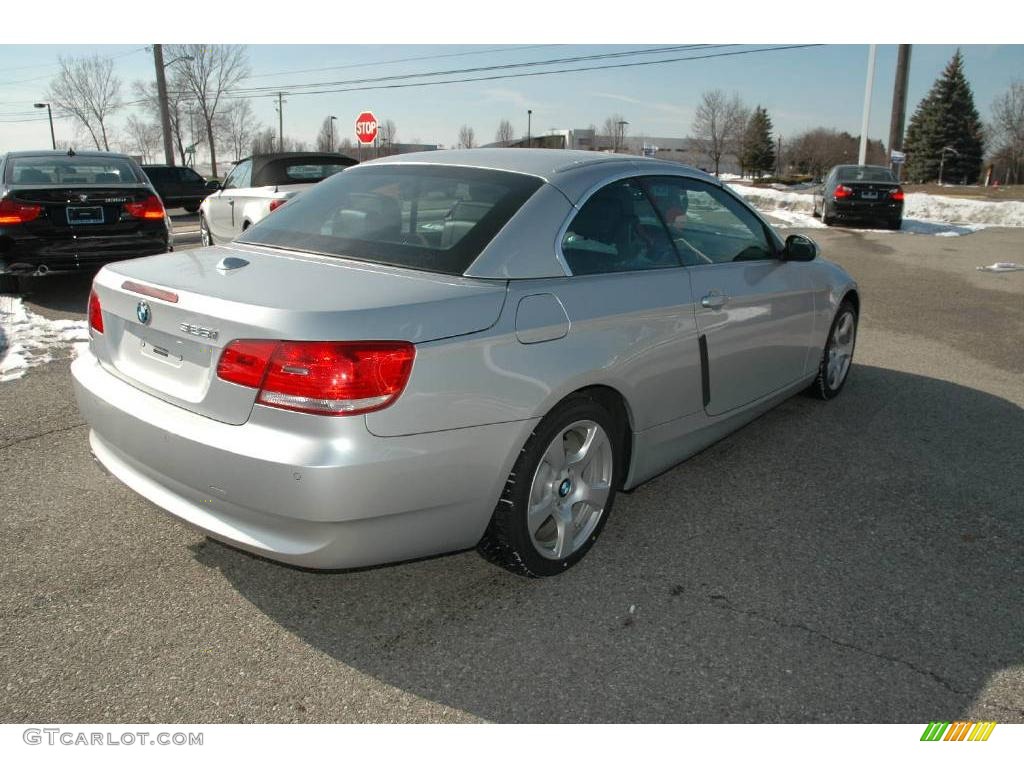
[821,201,834,226]
[199,213,214,246]
[0,273,22,295]
[808,299,858,400]
[478,393,623,577]
[185,203,200,213]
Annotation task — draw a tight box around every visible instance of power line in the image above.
[224,45,732,96]
[241,44,560,81]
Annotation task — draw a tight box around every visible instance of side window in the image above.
[177,168,203,183]
[224,160,251,190]
[561,179,679,276]
[644,177,774,266]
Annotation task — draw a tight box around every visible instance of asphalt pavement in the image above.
[1,222,1022,723]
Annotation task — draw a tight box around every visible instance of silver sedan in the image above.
[72,149,859,577]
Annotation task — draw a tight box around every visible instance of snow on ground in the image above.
[726,182,1024,236]
[0,296,89,382]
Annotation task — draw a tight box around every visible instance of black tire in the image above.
[0,273,22,295]
[821,201,834,227]
[807,299,858,400]
[184,203,201,213]
[887,217,902,231]
[478,393,624,577]
[199,213,214,246]
[812,195,821,218]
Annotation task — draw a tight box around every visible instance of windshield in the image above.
[836,166,896,183]
[7,155,142,185]
[238,164,543,275]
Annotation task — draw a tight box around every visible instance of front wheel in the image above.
[808,299,858,400]
[185,203,201,213]
[478,394,623,577]
[199,213,214,247]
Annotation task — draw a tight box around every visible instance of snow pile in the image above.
[903,193,1024,227]
[0,296,89,382]
[726,182,1024,234]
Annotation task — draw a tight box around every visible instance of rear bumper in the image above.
[829,200,903,221]
[71,346,535,569]
[0,227,169,274]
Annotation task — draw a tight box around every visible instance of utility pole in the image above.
[858,44,877,166]
[153,45,176,166]
[527,109,532,148]
[776,135,782,176]
[276,92,285,152]
[888,44,912,180]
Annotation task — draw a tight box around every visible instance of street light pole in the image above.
[152,45,176,165]
[33,103,55,149]
[527,109,532,148]
[858,44,877,166]
[938,145,959,185]
[329,115,337,152]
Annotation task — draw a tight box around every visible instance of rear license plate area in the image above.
[860,190,878,200]
[67,206,104,225]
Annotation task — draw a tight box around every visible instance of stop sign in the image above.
[355,111,378,145]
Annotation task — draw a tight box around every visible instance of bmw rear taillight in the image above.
[217,340,415,416]
[834,185,854,200]
[889,188,905,201]
[268,199,286,213]
[0,198,43,225]
[88,290,104,334]
[124,194,166,220]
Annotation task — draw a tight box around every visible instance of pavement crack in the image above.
[706,593,968,697]
[0,421,87,453]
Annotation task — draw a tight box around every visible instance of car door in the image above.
[208,159,251,241]
[645,176,815,417]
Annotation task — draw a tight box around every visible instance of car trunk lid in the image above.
[89,243,507,425]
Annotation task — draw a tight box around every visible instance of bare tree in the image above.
[132,72,195,164]
[123,115,162,162]
[315,116,336,153]
[691,90,749,176]
[339,136,354,151]
[990,80,1024,184]
[458,125,476,149]
[48,55,122,150]
[495,119,515,145]
[377,119,397,155]
[167,44,250,178]
[219,99,258,163]
[600,114,629,152]
[252,127,276,156]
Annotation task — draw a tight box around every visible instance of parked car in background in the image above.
[74,149,859,577]
[199,152,357,245]
[141,164,216,213]
[812,164,904,229]
[0,150,170,293]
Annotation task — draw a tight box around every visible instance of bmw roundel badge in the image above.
[136,301,151,325]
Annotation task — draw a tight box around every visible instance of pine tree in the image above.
[904,49,985,183]
[741,106,776,177]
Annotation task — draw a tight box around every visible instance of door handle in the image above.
[701,292,728,309]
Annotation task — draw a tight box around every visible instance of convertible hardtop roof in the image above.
[360,148,719,185]
[234,152,359,187]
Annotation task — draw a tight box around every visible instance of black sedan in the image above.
[812,164,904,229]
[141,164,218,213]
[0,150,171,293]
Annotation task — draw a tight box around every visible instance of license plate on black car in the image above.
[67,206,104,225]
[861,190,878,200]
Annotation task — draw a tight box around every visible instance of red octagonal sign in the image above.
[355,111,378,145]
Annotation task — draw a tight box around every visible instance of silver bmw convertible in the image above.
[72,149,859,577]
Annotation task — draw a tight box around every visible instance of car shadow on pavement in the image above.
[16,272,95,315]
[193,364,1023,723]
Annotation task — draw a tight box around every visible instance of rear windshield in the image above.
[238,164,543,275]
[836,166,896,183]
[282,163,350,182]
[7,155,142,185]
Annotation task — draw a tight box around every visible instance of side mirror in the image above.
[784,234,818,262]
[206,179,221,191]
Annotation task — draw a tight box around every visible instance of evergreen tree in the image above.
[741,106,776,177]
[904,49,985,183]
